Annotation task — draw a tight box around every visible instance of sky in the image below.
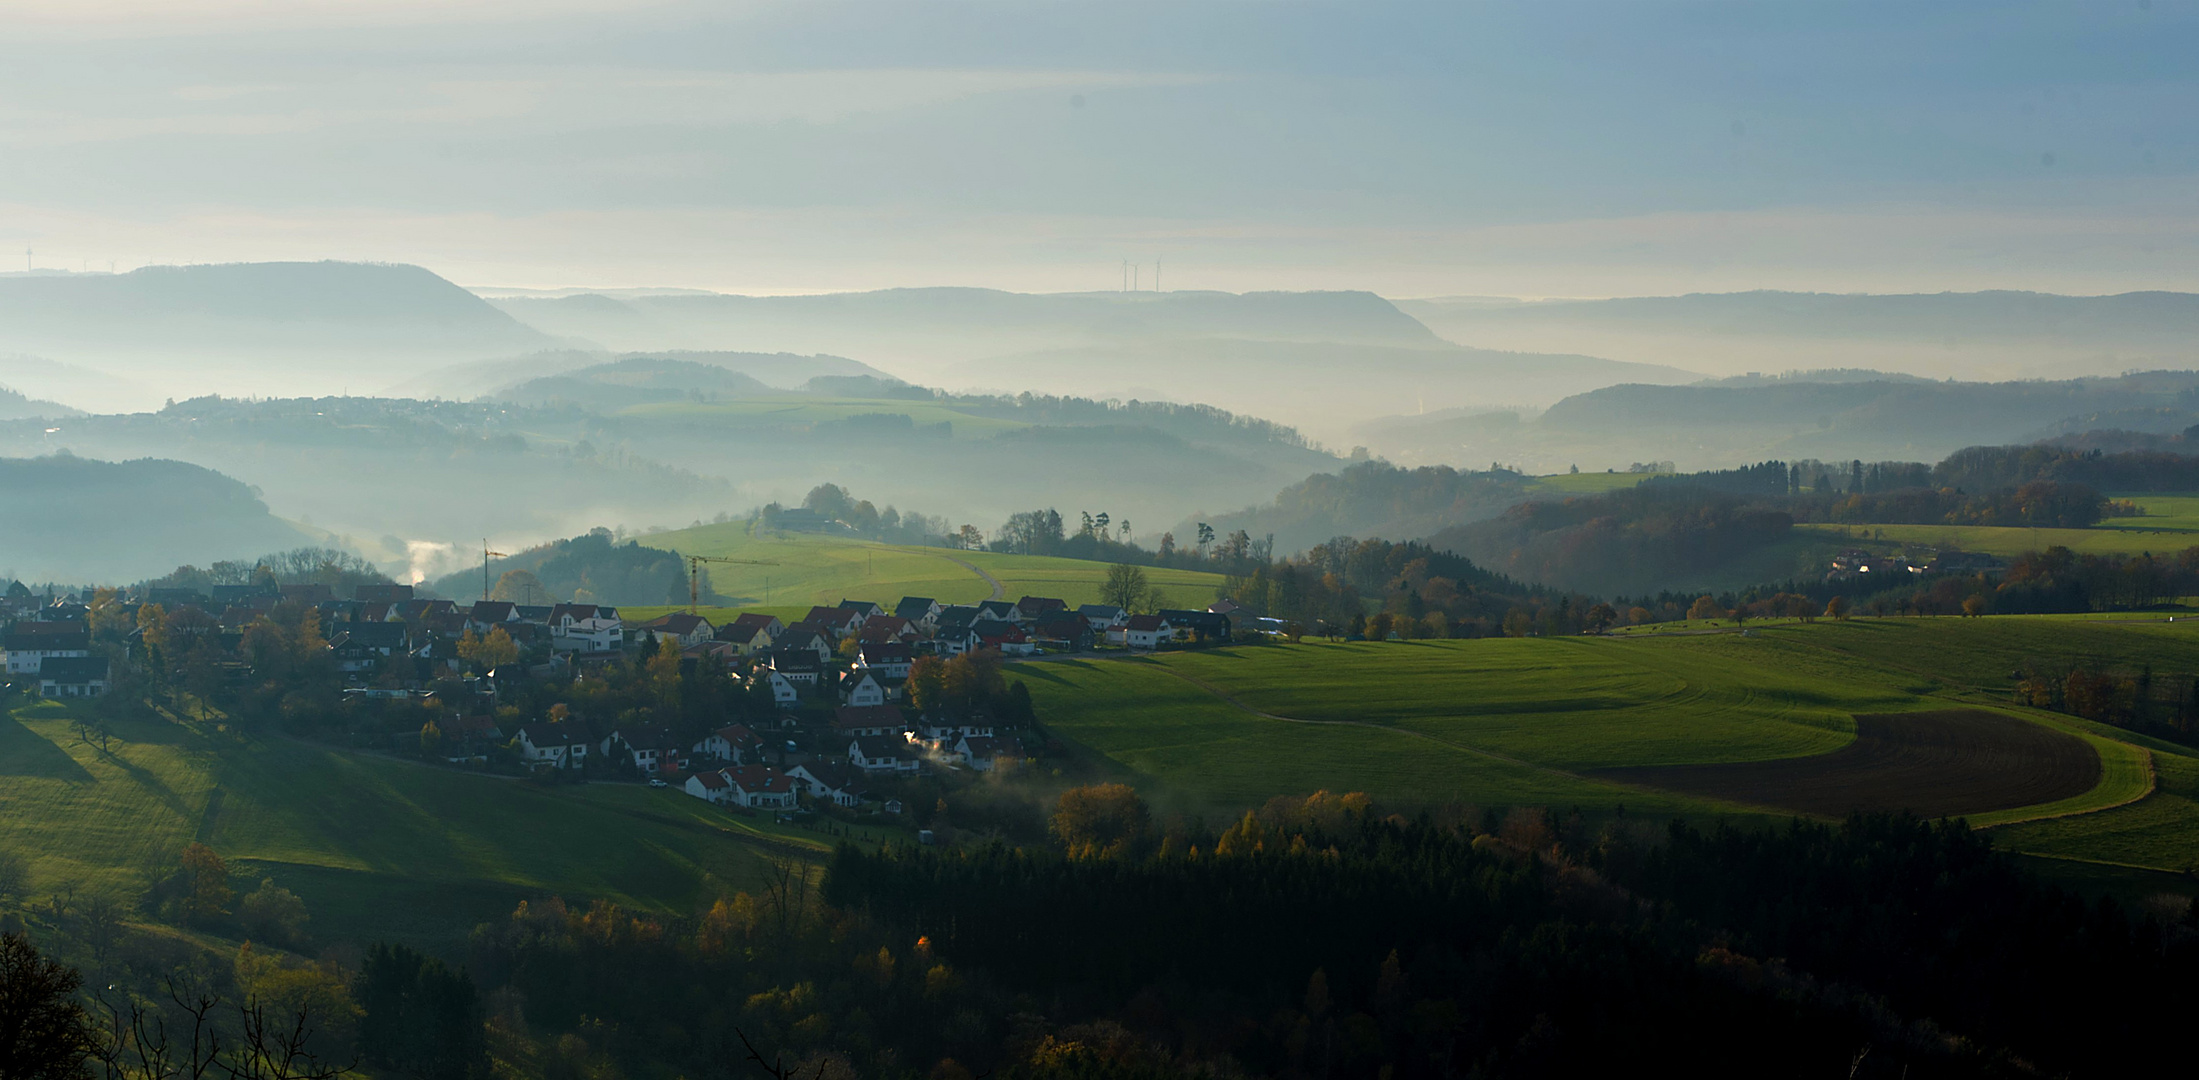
[4,0,2199,297]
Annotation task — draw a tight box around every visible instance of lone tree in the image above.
[0,933,98,1080]
[1099,563,1149,613]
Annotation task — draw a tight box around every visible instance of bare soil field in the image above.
[1591,710,2101,819]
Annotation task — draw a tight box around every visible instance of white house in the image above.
[685,770,736,805]
[766,670,802,708]
[726,765,799,809]
[1123,614,1170,650]
[602,726,683,776]
[633,613,715,649]
[517,723,590,769]
[855,641,915,679]
[3,627,91,675]
[849,734,921,773]
[38,656,110,699]
[552,616,623,653]
[954,734,1003,771]
[786,761,869,807]
[694,723,764,765]
[839,669,887,708]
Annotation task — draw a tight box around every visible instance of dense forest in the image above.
[20,796,2184,1079]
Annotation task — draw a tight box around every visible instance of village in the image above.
[0,576,1250,827]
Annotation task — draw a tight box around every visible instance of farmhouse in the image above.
[803,606,862,639]
[37,656,110,698]
[1160,609,1231,643]
[552,616,623,653]
[1077,604,1127,633]
[727,612,785,645]
[1123,614,1169,650]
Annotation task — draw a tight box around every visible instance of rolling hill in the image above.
[0,263,554,404]
[0,454,311,583]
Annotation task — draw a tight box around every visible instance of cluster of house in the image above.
[674,595,1240,711]
[1825,549,2008,583]
[496,699,1029,813]
[2,584,109,698]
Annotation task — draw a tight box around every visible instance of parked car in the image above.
[648,778,668,788]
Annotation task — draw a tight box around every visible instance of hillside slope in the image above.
[0,454,310,583]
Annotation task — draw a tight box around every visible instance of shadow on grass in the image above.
[0,714,95,781]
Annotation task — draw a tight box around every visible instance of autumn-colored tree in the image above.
[1628,606,1652,625]
[1502,608,1532,638]
[459,626,520,669]
[180,842,234,924]
[906,655,948,712]
[1825,595,1850,621]
[1051,784,1150,854]
[1962,595,1987,618]
[1686,595,1725,621]
[1367,612,1393,641]
[1421,611,1451,639]
[420,719,444,755]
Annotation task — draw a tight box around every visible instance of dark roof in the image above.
[640,612,712,635]
[795,760,864,792]
[834,704,906,731]
[519,722,587,746]
[976,599,1017,619]
[858,641,914,662]
[1033,617,1090,639]
[935,605,981,628]
[851,735,910,760]
[4,631,89,652]
[717,623,769,644]
[468,601,516,622]
[731,612,782,631]
[777,628,828,652]
[1077,604,1123,619]
[769,648,824,672]
[1125,614,1166,631]
[838,599,883,615]
[1016,596,1067,617]
[38,656,109,682]
[972,618,1022,639]
[894,597,938,619]
[355,584,415,604]
[1162,609,1230,632]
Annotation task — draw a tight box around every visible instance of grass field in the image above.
[635,520,1229,611]
[1525,471,1656,495]
[0,699,825,953]
[1796,492,2199,558]
[1009,617,2194,874]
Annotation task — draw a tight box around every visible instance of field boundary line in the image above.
[1976,744,2156,830]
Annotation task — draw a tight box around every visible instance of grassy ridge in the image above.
[637,520,1229,610]
[0,700,820,952]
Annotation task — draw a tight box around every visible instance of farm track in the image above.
[1589,710,2102,819]
[918,548,1005,600]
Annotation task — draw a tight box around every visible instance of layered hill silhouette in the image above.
[0,454,310,583]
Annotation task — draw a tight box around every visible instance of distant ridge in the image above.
[0,453,311,582]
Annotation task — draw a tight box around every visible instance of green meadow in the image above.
[1795,492,2199,558]
[1010,617,2189,875]
[0,699,823,953]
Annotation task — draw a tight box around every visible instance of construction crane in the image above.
[481,540,509,601]
[688,554,778,613]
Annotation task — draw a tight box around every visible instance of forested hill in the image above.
[0,384,81,420]
[0,454,310,583]
[1194,461,1537,555]
[426,529,695,607]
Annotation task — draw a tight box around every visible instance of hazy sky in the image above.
[5,0,2199,297]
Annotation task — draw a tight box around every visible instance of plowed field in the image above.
[1591,710,2100,818]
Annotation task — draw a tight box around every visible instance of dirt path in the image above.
[923,550,1005,601]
